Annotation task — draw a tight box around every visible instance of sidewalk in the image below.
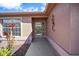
[25,38,59,56]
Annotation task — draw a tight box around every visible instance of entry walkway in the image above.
[25,38,59,56]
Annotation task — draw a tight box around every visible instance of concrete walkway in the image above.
[25,38,59,56]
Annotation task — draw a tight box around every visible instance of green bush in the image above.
[0,48,11,56]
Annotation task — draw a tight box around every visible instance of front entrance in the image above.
[32,19,46,39]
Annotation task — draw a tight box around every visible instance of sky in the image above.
[0,3,46,12]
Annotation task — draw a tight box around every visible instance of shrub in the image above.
[0,48,11,56]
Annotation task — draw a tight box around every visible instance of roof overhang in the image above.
[0,3,56,18]
[44,3,56,16]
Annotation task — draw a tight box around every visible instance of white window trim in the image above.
[2,17,22,37]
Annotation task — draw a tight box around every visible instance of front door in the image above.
[32,20,46,39]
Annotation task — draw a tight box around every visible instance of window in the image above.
[3,18,21,36]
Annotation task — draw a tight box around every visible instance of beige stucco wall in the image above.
[47,4,71,54]
[0,17,32,47]
[21,16,32,39]
[47,3,79,55]
[70,4,79,54]
[12,16,32,41]
[0,17,32,40]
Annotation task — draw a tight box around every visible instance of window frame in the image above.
[2,17,22,37]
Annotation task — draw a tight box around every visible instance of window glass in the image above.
[3,19,21,36]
